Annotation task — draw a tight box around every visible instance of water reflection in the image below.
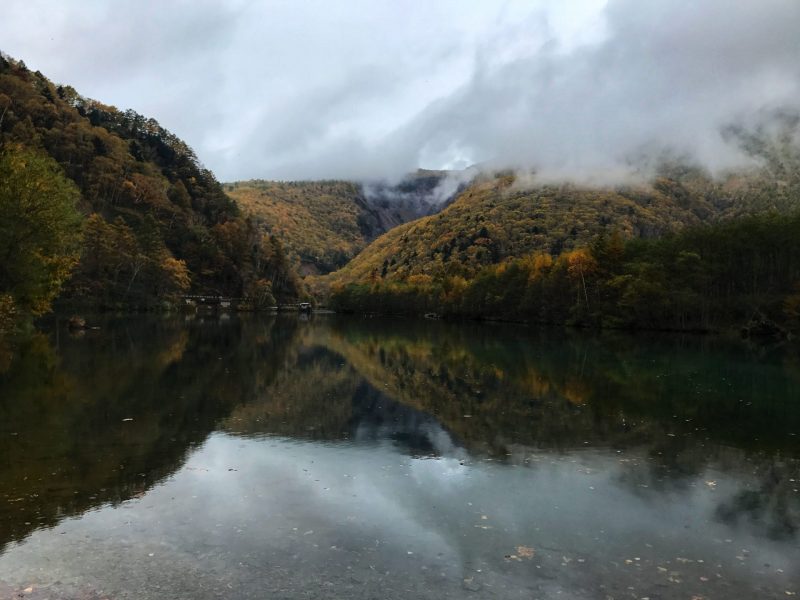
[0,315,798,599]
[0,315,294,553]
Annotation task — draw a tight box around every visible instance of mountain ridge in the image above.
[320,131,800,292]
[225,169,469,275]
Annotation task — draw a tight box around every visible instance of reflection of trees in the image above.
[223,346,360,439]
[2,314,799,553]
[0,315,297,552]
[222,341,460,457]
[300,317,800,544]
[309,319,800,458]
[221,314,800,546]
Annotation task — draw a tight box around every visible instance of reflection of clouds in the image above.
[1,434,798,598]
[409,455,469,481]
[420,423,470,461]
[155,436,800,582]
[182,435,452,556]
[352,410,470,462]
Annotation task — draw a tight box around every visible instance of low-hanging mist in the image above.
[2,1,798,183]
[384,0,800,185]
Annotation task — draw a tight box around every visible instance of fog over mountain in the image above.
[2,0,799,182]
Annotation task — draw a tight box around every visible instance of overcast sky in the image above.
[2,0,799,181]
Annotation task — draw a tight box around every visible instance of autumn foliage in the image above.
[0,53,303,313]
[331,213,800,333]
[0,145,82,322]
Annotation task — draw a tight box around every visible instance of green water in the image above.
[0,314,798,599]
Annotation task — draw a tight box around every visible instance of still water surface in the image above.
[0,315,799,599]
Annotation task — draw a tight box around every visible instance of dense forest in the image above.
[0,53,302,332]
[329,213,800,334]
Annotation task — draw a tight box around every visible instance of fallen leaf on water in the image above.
[517,546,535,559]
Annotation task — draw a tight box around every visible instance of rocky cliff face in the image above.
[357,171,465,238]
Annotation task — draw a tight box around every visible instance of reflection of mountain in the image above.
[220,314,800,463]
[312,318,800,455]
[309,318,800,543]
[0,315,297,552]
[348,382,465,457]
[2,314,799,555]
[218,316,800,543]
[223,344,464,458]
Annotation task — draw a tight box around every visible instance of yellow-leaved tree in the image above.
[565,248,597,308]
[0,145,83,326]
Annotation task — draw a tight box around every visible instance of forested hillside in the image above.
[326,114,800,333]
[326,156,796,288]
[0,53,301,322]
[226,170,462,275]
[324,172,713,285]
[330,213,800,333]
[227,180,370,275]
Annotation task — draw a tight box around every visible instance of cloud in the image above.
[385,0,800,182]
[1,0,799,181]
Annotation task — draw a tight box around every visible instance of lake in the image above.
[0,314,798,599]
